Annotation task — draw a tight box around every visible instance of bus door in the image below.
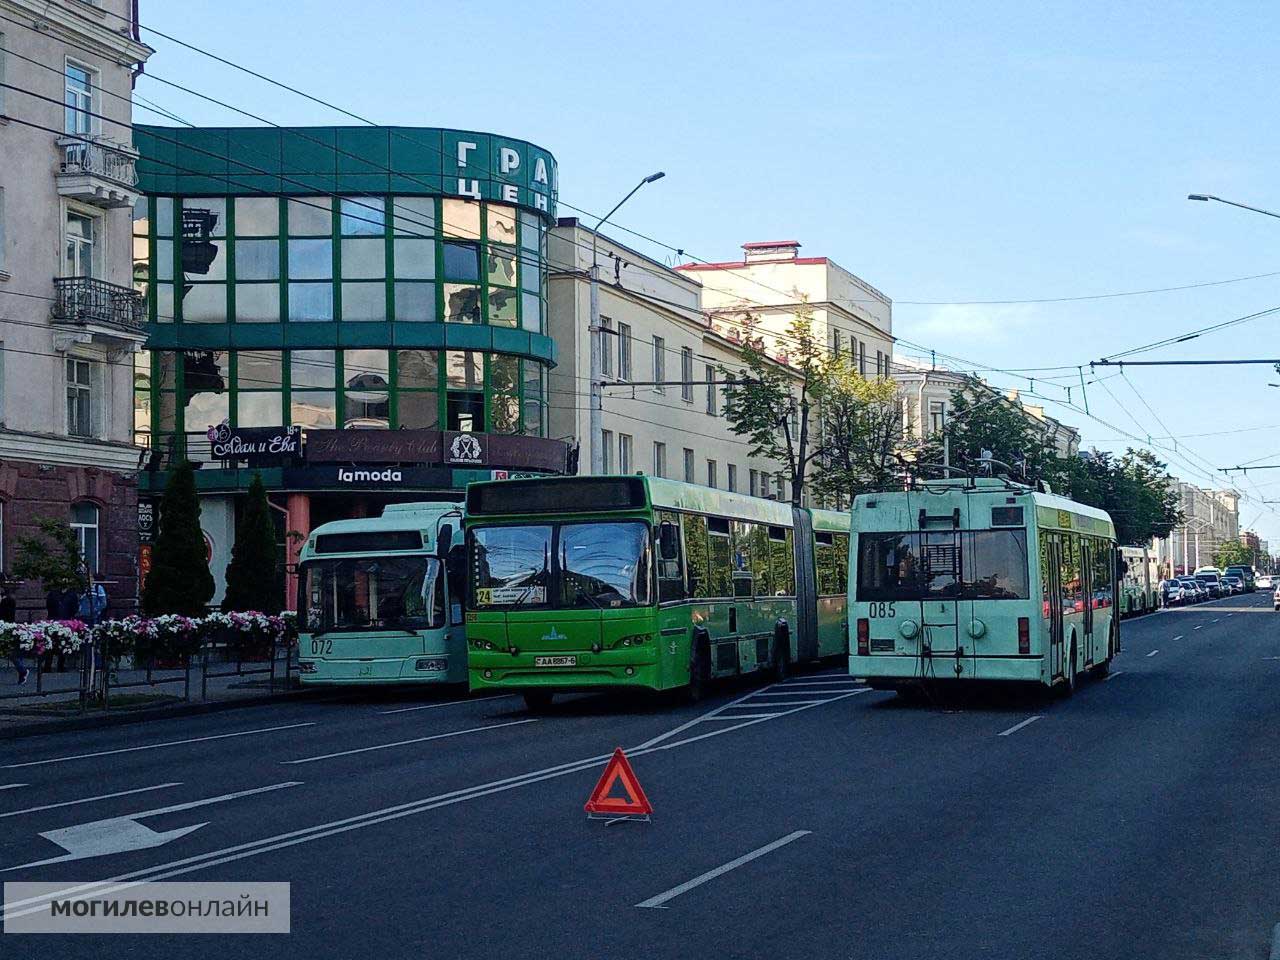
[1081,539,1095,666]
[1044,535,1065,678]
[792,509,820,661]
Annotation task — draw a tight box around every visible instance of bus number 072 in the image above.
[868,602,896,619]
[310,639,333,655]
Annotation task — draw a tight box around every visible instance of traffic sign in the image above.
[584,747,652,820]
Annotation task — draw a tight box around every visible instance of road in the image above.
[2,591,1279,959]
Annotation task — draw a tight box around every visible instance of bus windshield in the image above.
[300,556,444,634]
[857,530,1030,601]
[470,521,652,609]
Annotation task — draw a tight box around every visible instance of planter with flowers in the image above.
[202,611,296,662]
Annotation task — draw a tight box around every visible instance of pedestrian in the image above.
[1,583,25,686]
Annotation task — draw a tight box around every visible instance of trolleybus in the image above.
[296,502,465,685]
[463,475,849,709]
[848,477,1118,695]
[1118,544,1160,616]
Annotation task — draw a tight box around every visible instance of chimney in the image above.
[742,240,801,264]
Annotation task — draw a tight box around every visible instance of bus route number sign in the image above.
[869,602,896,618]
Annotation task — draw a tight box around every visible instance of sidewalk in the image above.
[0,654,314,738]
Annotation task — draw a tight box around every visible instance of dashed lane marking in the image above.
[2,723,317,769]
[379,695,514,715]
[635,830,812,909]
[0,785,27,791]
[282,719,538,765]
[1146,650,1160,658]
[997,715,1043,737]
[0,783,182,821]
[1104,671,1126,681]
[1173,635,1184,641]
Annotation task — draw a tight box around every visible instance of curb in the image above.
[0,686,333,741]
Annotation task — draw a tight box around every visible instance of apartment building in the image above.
[1153,482,1240,575]
[0,0,152,614]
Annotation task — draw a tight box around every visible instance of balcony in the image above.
[55,137,140,209]
[52,277,147,345]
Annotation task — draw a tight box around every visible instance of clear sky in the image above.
[138,0,1280,542]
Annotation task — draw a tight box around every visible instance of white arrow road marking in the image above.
[4,782,301,871]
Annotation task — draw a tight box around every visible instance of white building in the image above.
[1153,482,1240,575]
[547,220,794,500]
[0,0,152,614]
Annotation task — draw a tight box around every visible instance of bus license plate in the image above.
[535,655,576,667]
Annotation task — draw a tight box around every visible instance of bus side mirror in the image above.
[436,524,453,560]
[658,522,679,561]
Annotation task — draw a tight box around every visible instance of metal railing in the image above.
[52,276,146,333]
[59,138,139,187]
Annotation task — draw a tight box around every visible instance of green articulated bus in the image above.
[463,475,850,710]
[848,477,1118,695]
[296,502,466,685]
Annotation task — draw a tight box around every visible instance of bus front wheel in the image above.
[522,690,554,713]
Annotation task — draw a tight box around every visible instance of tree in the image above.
[1118,449,1181,542]
[719,301,828,506]
[143,460,214,616]
[810,358,903,504]
[922,381,1058,481]
[13,516,88,596]
[223,473,284,614]
[1213,540,1252,569]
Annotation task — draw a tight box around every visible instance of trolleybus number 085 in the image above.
[868,602,896,619]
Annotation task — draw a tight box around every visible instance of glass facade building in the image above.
[131,126,565,605]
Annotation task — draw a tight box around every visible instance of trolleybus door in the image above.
[1044,535,1065,678]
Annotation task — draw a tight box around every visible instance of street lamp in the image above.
[589,172,666,474]
[1187,194,1280,221]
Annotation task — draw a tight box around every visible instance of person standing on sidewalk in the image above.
[1,583,26,685]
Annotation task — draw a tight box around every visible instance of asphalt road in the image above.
[2,591,1279,959]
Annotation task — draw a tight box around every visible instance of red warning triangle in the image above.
[584,747,653,816]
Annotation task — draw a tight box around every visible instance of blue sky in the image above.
[139,0,1280,541]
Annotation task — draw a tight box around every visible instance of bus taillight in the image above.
[1017,617,1030,655]
[856,618,869,656]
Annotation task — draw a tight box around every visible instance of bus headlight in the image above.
[415,658,447,672]
[899,620,919,639]
[299,661,317,674]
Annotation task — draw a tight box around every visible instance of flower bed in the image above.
[0,619,89,660]
[33,611,301,665]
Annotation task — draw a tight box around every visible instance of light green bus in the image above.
[464,475,850,709]
[296,502,466,685]
[848,477,1118,695]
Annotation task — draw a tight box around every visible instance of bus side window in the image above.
[685,514,711,599]
[815,531,836,595]
[446,544,465,624]
[832,533,849,594]
[748,524,772,598]
[768,525,794,596]
[707,516,732,598]
[656,510,685,603]
[730,520,754,598]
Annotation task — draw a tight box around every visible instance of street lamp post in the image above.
[1187,194,1280,221]
[589,172,665,475]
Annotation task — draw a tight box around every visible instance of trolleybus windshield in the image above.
[857,530,1030,601]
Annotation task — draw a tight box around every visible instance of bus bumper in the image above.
[848,654,1047,685]
[298,655,452,685]
[468,652,662,692]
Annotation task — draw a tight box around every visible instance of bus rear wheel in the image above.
[522,690,554,713]
[1057,640,1078,699]
[686,639,711,704]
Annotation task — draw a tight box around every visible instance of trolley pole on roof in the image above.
[589,172,665,475]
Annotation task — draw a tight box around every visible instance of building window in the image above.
[601,428,613,473]
[71,501,100,574]
[683,447,694,483]
[619,433,633,474]
[727,464,738,492]
[760,474,770,499]
[653,336,665,392]
[875,350,885,377]
[600,317,613,377]
[929,400,946,434]
[680,347,694,402]
[653,441,667,477]
[66,357,96,437]
[618,322,632,380]
[830,328,842,356]
[775,472,786,501]
[64,62,95,136]
[858,342,867,376]
[65,210,100,278]
[749,469,759,497]
[707,459,718,488]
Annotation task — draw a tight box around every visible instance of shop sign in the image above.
[446,432,484,465]
[207,421,300,464]
[137,500,155,543]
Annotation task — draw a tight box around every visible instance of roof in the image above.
[675,257,829,271]
[742,240,801,249]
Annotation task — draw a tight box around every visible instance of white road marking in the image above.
[635,830,812,909]
[1261,657,1280,661]
[379,694,512,715]
[731,700,828,707]
[4,783,301,871]
[2,722,316,769]
[1269,921,1280,960]
[997,715,1043,737]
[1,690,870,919]
[1105,671,1125,681]
[1194,625,1203,631]
[754,690,853,697]
[701,713,781,720]
[0,784,27,791]
[282,719,537,764]
[1172,635,1184,641]
[1213,619,1221,624]
[780,678,860,686]
[1146,650,1160,658]
[0,782,182,821]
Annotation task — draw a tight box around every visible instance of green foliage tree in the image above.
[922,382,1058,481]
[719,302,829,506]
[142,461,214,616]
[810,358,903,504]
[223,473,284,614]
[13,516,88,596]
[1213,540,1252,569]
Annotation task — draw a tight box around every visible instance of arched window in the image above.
[71,501,100,574]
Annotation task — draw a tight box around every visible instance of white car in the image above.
[1258,574,1274,590]
[1274,585,1280,611]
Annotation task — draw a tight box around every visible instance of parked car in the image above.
[1274,584,1280,611]
[1223,575,1244,595]
[1258,574,1274,590]
[1195,572,1225,598]
[1178,577,1205,603]
[1225,565,1256,591]
[1161,579,1186,607]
